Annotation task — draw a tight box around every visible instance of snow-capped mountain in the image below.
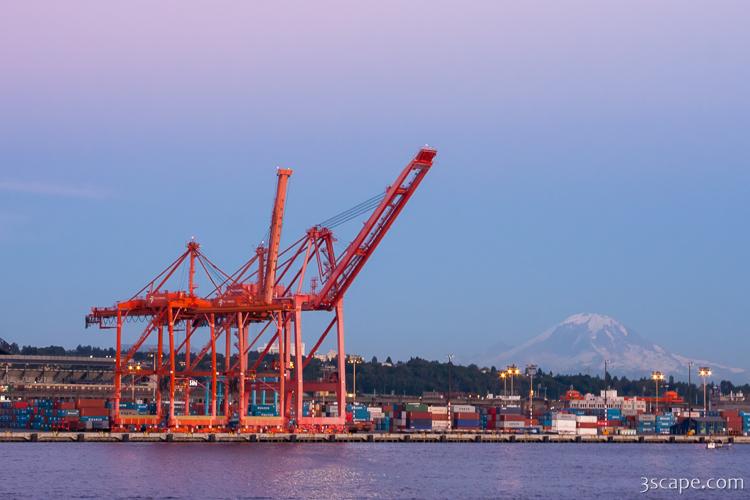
[486,313,745,381]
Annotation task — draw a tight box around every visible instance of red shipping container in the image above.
[726,416,742,432]
[12,401,29,409]
[577,422,598,429]
[58,402,76,410]
[453,412,479,420]
[77,399,107,408]
[80,407,110,417]
[430,413,449,421]
[407,412,432,419]
[499,414,525,421]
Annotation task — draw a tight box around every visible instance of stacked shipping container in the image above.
[452,405,480,430]
[0,399,110,431]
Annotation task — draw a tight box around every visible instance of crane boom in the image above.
[314,147,436,308]
[86,146,435,433]
[264,168,293,303]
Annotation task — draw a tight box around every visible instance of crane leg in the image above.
[336,301,346,423]
[294,305,304,425]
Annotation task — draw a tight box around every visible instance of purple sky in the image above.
[1,2,748,376]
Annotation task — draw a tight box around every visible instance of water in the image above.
[1,443,747,499]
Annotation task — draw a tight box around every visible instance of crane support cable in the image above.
[317,192,386,228]
[327,201,382,229]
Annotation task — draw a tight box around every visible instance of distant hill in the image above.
[485,313,746,382]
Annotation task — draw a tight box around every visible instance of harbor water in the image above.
[1,442,747,499]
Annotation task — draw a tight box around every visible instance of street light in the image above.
[347,355,363,398]
[447,354,454,402]
[347,355,363,400]
[128,363,142,401]
[506,364,520,396]
[499,370,507,398]
[687,361,693,419]
[604,359,610,426]
[698,367,712,414]
[149,352,156,400]
[525,364,538,420]
[651,370,665,414]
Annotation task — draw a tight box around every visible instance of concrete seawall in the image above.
[2,432,749,444]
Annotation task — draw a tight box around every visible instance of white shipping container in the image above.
[555,413,578,421]
[452,405,476,413]
[428,406,449,414]
[552,419,577,426]
[576,415,597,423]
[576,428,598,436]
[501,421,525,428]
[678,411,700,418]
[368,407,384,417]
[552,421,577,431]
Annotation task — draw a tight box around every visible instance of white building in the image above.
[568,390,646,413]
[259,341,306,357]
[313,349,338,362]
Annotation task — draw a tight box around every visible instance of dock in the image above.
[2,431,749,444]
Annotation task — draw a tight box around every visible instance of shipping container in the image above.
[80,407,110,417]
[451,405,476,413]
[453,412,479,420]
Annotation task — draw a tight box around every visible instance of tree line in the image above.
[350,356,749,401]
[4,345,747,400]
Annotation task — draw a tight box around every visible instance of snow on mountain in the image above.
[486,313,745,382]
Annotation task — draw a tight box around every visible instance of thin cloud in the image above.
[0,180,109,199]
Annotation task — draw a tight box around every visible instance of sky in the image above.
[1,1,748,374]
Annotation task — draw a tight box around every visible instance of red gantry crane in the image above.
[86,147,436,431]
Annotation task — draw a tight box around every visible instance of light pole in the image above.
[347,355,363,400]
[651,371,665,414]
[499,370,507,399]
[150,352,156,400]
[447,354,454,402]
[604,359,610,426]
[128,363,142,401]
[525,364,537,421]
[687,361,693,419]
[506,364,520,396]
[698,367,711,415]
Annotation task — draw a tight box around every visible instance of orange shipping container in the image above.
[453,412,479,420]
[76,399,107,408]
[79,407,110,417]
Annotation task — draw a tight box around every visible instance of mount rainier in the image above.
[486,313,744,382]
